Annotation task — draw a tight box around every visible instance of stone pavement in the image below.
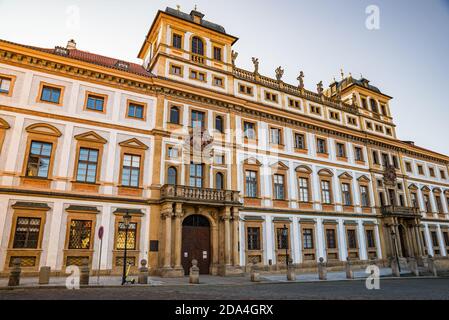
[0,267,422,289]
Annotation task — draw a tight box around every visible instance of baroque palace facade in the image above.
[0,7,448,277]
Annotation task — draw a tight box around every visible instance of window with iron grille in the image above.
[68,220,92,249]
[298,177,309,202]
[247,227,260,250]
[303,228,314,249]
[347,229,358,249]
[172,33,182,49]
[360,185,370,207]
[116,222,137,250]
[76,148,99,183]
[245,170,257,198]
[321,180,332,204]
[121,154,141,187]
[326,229,336,249]
[341,183,352,206]
[276,228,289,250]
[273,174,285,200]
[13,217,41,249]
[294,133,305,149]
[366,230,376,248]
[86,94,105,112]
[26,141,53,178]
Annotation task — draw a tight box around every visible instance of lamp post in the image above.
[121,211,132,285]
[282,224,289,268]
[390,228,401,273]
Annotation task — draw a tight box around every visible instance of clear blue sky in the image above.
[1,0,448,155]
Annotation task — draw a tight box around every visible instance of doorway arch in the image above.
[181,215,211,275]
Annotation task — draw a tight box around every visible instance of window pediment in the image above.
[357,175,370,183]
[0,118,10,129]
[318,168,334,177]
[119,138,148,150]
[74,131,107,144]
[421,186,430,192]
[338,172,353,180]
[432,187,442,194]
[25,123,62,137]
[243,157,262,166]
[408,183,418,191]
[295,165,312,174]
[270,161,289,171]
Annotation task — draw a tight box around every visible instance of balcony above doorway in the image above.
[381,205,420,218]
[160,184,241,206]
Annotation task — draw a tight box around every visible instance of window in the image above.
[68,220,92,249]
[167,167,177,185]
[326,229,337,249]
[169,106,180,124]
[245,170,257,198]
[321,180,332,204]
[317,138,327,154]
[40,85,61,104]
[431,231,439,247]
[385,128,392,136]
[429,167,435,177]
[435,195,443,213]
[13,217,41,248]
[336,143,346,158]
[76,148,99,183]
[424,194,431,213]
[213,76,224,87]
[239,84,253,95]
[372,150,379,165]
[354,147,364,162]
[365,121,373,130]
[168,147,178,159]
[341,183,352,206]
[330,111,340,121]
[347,116,357,126]
[405,162,412,172]
[303,228,314,249]
[191,110,205,128]
[116,222,137,250]
[190,70,206,82]
[294,133,306,150]
[86,94,105,112]
[288,98,301,109]
[26,141,53,178]
[370,99,378,113]
[410,192,418,208]
[214,154,225,165]
[298,177,309,202]
[310,105,321,115]
[170,64,182,76]
[276,228,288,249]
[269,127,282,145]
[273,174,285,200]
[172,33,182,49]
[243,121,256,140]
[375,124,383,133]
[347,229,358,249]
[215,116,224,133]
[216,172,224,190]
[392,155,399,169]
[417,165,424,175]
[360,185,370,207]
[361,97,368,109]
[366,230,375,248]
[191,36,204,55]
[213,46,222,61]
[127,102,145,119]
[0,76,12,94]
[380,104,387,115]
[121,154,141,187]
[247,227,260,250]
[265,92,278,103]
[189,163,203,188]
[381,153,389,167]
[443,232,449,247]
[440,170,446,180]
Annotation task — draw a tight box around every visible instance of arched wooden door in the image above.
[181,215,211,275]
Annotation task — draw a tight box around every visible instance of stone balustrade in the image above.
[160,184,241,206]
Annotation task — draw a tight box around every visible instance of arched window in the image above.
[169,106,180,124]
[191,36,204,56]
[167,167,177,185]
[216,172,224,190]
[215,116,223,133]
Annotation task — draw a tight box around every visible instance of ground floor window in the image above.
[68,220,92,249]
[366,229,376,248]
[325,229,337,249]
[347,229,358,249]
[13,217,41,249]
[303,228,314,249]
[116,222,137,250]
[247,227,260,250]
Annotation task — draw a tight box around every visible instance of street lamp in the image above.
[121,211,132,285]
[282,224,289,268]
[390,228,401,273]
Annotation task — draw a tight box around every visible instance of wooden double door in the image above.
[181,215,211,275]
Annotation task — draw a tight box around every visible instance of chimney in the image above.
[67,39,77,50]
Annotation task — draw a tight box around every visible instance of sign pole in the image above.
[97,226,104,284]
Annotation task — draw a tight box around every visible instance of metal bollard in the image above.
[189,259,200,284]
[39,266,51,285]
[80,257,90,285]
[345,257,354,279]
[318,257,327,280]
[138,259,149,284]
[8,258,21,287]
[287,259,296,281]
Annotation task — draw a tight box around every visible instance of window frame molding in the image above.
[37,81,65,106]
[117,138,148,196]
[0,73,17,97]
[83,91,108,114]
[126,99,147,121]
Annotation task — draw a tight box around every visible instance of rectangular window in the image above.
[214,153,225,165]
[298,177,309,202]
[245,170,257,198]
[273,174,285,200]
[190,70,206,82]
[381,153,389,167]
[440,170,446,180]
[288,98,301,109]
[385,128,392,135]
[443,232,449,247]
[330,111,340,121]
[365,121,373,130]
[347,229,358,249]
[243,121,256,140]
[336,143,346,158]
[0,76,12,94]
[168,146,179,159]
[310,105,321,115]
[26,141,53,178]
[392,155,399,169]
[191,110,205,129]
[341,183,352,206]
[361,98,367,109]
[121,154,141,187]
[172,33,182,49]
[239,84,253,96]
[347,116,357,126]
[189,163,203,188]
[424,195,431,213]
[269,128,282,145]
[405,162,412,172]
[13,217,41,249]
[212,76,224,87]
[294,133,306,150]
[321,180,332,204]
[417,165,424,175]
[170,64,182,76]
[326,229,337,249]
[372,151,379,165]
[410,192,418,208]
[40,85,61,104]
[370,99,379,113]
[68,219,92,249]
[264,92,278,102]
[429,167,435,177]
[366,230,376,248]
[360,185,370,207]
[303,228,314,249]
[116,222,137,250]
[213,47,222,61]
[86,94,105,112]
[317,138,327,154]
[276,228,289,249]
[76,148,99,183]
[380,104,387,115]
[127,102,145,119]
[354,147,364,162]
[435,195,443,213]
[247,227,261,250]
[431,231,439,247]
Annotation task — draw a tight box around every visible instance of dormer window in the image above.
[192,36,204,56]
[54,46,69,56]
[115,61,129,71]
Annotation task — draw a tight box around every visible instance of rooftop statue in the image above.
[252,57,259,75]
[275,66,284,82]
[297,71,304,90]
